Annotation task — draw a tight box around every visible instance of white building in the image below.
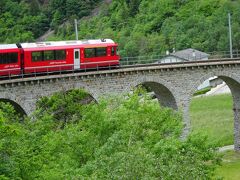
[159,48,209,63]
[157,48,213,90]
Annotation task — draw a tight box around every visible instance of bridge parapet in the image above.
[0,58,240,87]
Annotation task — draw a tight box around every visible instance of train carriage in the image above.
[21,39,119,74]
[81,39,119,69]
[0,44,21,76]
[21,42,72,74]
[0,39,119,76]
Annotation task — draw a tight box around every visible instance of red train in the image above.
[0,39,120,76]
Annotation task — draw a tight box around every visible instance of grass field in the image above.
[215,150,240,180]
[190,94,240,179]
[190,94,234,147]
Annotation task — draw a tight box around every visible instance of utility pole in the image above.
[228,13,233,58]
[74,19,79,41]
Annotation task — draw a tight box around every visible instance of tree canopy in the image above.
[0,0,101,43]
[0,89,221,179]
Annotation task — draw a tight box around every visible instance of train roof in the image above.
[21,39,116,49]
[0,44,18,50]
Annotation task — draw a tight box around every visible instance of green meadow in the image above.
[190,94,240,179]
[216,150,240,180]
[190,94,234,147]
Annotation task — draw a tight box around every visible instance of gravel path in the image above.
[206,82,230,96]
[218,145,234,152]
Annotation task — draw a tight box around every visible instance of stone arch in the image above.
[64,89,97,104]
[34,85,98,114]
[74,83,99,101]
[189,71,240,151]
[190,71,240,98]
[36,81,99,103]
[124,76,178,110]
[0,98,27,117]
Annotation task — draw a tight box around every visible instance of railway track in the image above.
[0,58,240,85]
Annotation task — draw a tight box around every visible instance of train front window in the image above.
[85,48,95,58]
[0,52,18,64]
[111,47,115,56]
[32,52,43,62]
[96,47,107,57]
[116,47,119,55]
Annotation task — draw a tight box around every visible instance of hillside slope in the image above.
[51,0,240,57]
[2,0,240,58]
[0,0,102,43]
[37,0,112,41]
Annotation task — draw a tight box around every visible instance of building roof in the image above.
[170,48,209,61]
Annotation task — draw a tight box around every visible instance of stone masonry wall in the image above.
[0,63,240,150]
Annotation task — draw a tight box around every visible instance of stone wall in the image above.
[0,62,240,150]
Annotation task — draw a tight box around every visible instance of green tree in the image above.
[36,89,95,128]
[76,89,221,179]
[0,89,221,179]
[0,102,23,179]
[48,0,240,56]
[51,10,63,29]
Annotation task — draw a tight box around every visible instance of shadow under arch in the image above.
[190,72,240,98]
[53,81,99,102]
[136,81,178,110]
[65,89,97,104]
[0,98,27,117]
[37,88,98,107]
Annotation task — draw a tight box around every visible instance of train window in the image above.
[111,47,115,56]
[75,51,79,59]
[116,47,119,55]
[0,53,18,64]
[32,52,43,62]
[55,50,66,60]
[8,53,18,63]
[84,48,107,58]
[85,48,95,58]
[44,51,54,61]
[96,47,107,57]
[32,50,66,62]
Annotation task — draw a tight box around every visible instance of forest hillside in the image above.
[49,0,240,56]
[0,0,101,43]
[1,0,240,57]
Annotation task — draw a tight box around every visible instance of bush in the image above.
[193,87,211,96]
[0,89,221,179]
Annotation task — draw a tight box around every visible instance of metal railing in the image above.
[120,50,240,66]
[1,50,240,81]
[0,61,120,81]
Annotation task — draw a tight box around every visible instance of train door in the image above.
[74,49,80,69]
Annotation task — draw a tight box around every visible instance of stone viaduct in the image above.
[1,59,240,151]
